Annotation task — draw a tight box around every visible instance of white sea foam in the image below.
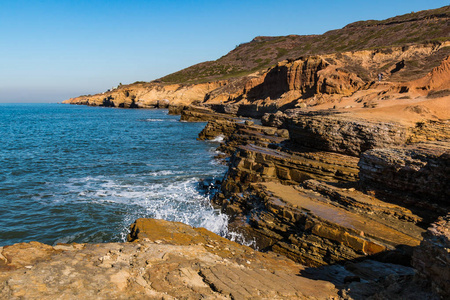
[210,134,225,142]
[141,118,177,122]
[147,170,179,176]
[56,175,232,241]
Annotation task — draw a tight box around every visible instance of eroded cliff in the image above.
[51,5,450,299]
[63,42,450,119]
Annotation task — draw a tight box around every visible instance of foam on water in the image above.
[141,118,177,122]
[0,104,236,246]
[45,171,230,243]
[211,134,225,142]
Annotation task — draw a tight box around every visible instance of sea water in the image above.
[0,103,229,246]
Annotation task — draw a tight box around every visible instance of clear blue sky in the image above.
[0,0,448,103]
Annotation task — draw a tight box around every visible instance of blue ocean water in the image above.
[0,103,228,246]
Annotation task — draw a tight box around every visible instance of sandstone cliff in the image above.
[55,6,450,298]
[63,42,450,117]
[63,6,450,116]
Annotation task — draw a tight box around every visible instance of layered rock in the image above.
[178,105,238,123]
[63,81,227,109]
[223,144,359,191]
[215,180,423,267]
[0,219,339,299]
[198,117,428,268]
[63,41,450,121]
[263,112,409,156]
[1,218,440,299]
[359,141,450,216]
[413,213,450,299]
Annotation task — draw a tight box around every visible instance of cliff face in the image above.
[55,6,450,298]
[359,141,450,206]
[197,117,427,266]
[413,214,450,299]
[63,81,227,108]
[160,6,450,84]
[63,6,450,112]
[63,42,450,117]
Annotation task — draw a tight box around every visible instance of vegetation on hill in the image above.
[160,6,450,84]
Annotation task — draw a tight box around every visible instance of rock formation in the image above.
[1,218,442,299]
[413,213,450,299]
[63,41,450,120]
[63,6,450,119]
[47,5,450,299]
[0,219,340,299]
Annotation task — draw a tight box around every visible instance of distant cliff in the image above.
[64,41,450,119]
[64,6,450,112]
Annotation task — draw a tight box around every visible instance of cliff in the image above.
[63,6,450,115]
[50,5,450,298]
[63,42,450,117]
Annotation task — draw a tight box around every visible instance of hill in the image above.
[160,6,450,84]
[63,5,450,123]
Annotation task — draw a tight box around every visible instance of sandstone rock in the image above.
[64,41,450,122]
[0,219,339,299]
[179,105,238,122]
[215,181,423,267]
[197,119,238,141]
[407,120,450,143]
[223,143,359,193]
[167,103,188,115]
[413,213,450,299]
[359,141,450,213]
[283,113,408,156]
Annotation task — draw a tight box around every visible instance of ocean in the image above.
[0,103,229,246]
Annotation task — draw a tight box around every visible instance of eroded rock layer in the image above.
[413,213,450,299]
[0,219,338,299]
[195,116,434,269]
[63,41,450,121]
[359,141,450,207]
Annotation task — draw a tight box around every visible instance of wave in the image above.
[48,175,230,241]
[210,134,225,142]
[140,118,177,122]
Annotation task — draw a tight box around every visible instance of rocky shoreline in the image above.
[1,104,448,299]
[4,6,450,297]
[184,104,449,297]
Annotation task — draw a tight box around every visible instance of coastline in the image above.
[1,104,449,298]
[3,5,450,298]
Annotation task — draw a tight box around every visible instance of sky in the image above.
[0,0,448,103]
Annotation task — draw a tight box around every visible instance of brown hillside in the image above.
[64,5,450,123]
[160,6,450,84]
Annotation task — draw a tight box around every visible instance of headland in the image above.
[2,6,450,299]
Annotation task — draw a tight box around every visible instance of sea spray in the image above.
[0,104,248,246]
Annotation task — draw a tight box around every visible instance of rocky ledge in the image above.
[1,107,448,298]
[0,219,338,299]
[190,103,449,298]
[1,218,442,299]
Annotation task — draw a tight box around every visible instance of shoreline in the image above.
[1,104,449,298]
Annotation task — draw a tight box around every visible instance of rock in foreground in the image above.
[0,219,338,299]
